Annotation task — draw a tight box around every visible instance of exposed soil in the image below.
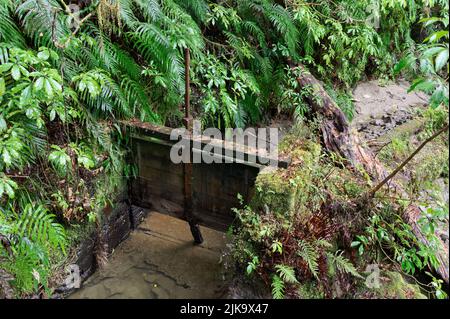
[351,79,429,140]
[352,79,449,268]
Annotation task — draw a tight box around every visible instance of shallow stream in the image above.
[70,212,228,299]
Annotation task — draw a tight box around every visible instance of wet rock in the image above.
[378,271,427,299]
[130,205,148,229]
[54,231,97,296]
[0,269,14,299]
[76,232,97,280]
[382,115,392,123]
[225,277,271,299]
[370,119,384,126]
[100,202,131,254]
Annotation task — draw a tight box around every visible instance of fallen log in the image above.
[292,65,388,181]
[292,64,449,284]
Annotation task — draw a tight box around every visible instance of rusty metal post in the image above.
[183,48,193,130]
[183,48,203,244]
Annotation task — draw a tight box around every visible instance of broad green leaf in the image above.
[2,149,11,166]
[11,65,21,80]
[37,50,50,60]
[350,241,361,248]
[425,30,449,44]
[50,50,59,61]
[19,65,29,77]
[44,79,53,97]
[408,78,435,93]
[358,245,364,256]
[0,63,12,73]
[49,109,56,121]
[419,17,444,27]
[0,115,6,132]
[4,182,15,198]
[78,155,95,169]
[0,181,13,199]
[422,46,445,59]
[34,77,44,91]
[435,49,449,72]
[49,79,62,92]
[246,264,254,274]
[430,87,447,109]
[20,84,32,104]
[0,77,5,96]
[394,55,415,75]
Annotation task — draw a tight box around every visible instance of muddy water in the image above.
[70,212,229,299]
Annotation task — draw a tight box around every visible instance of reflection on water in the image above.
[70,212,228,299]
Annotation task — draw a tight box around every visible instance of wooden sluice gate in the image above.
[121,119,290,233]
[122,48,289,240]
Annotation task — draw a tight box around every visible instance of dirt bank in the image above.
[352,79,429,140]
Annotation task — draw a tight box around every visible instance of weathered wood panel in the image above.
[129,136,260,231]
[124,120,285,231]
[192,162,259,230]
[130,141,185,208]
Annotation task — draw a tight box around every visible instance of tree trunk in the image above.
[293,64,449,284]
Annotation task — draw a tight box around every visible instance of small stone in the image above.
[374,119,384,126]
[382,115,391,123]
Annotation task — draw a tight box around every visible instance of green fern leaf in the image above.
[271,274,285,299]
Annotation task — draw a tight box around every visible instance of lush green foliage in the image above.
[395,9,449,109]
[352,203,448,298]
[231,131,366,299]
[0,203,66,294]
[0,0,448,297]
[1,0,434,127]
[0,1,128,295]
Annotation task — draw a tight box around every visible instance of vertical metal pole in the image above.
[183,48,203,244]
[183,48,193,130]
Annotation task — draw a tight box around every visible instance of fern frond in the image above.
[0,0,26,48]
[174,0,209,23]
[263,2,299,58]
[16,0,68,48]
[7,240,49,293]
[128,22,183,87]
[327,251,363,279]
[240,0,299,58]
[271,274,285,299]
[117,0,139,27]
[16,204,67,253]
[275,264,298,284]
[297,239,319,279]
[241,20,268,51]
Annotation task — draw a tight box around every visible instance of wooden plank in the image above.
[140,159,183,177]
[122,119,291,168]
[136,179,184,206]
